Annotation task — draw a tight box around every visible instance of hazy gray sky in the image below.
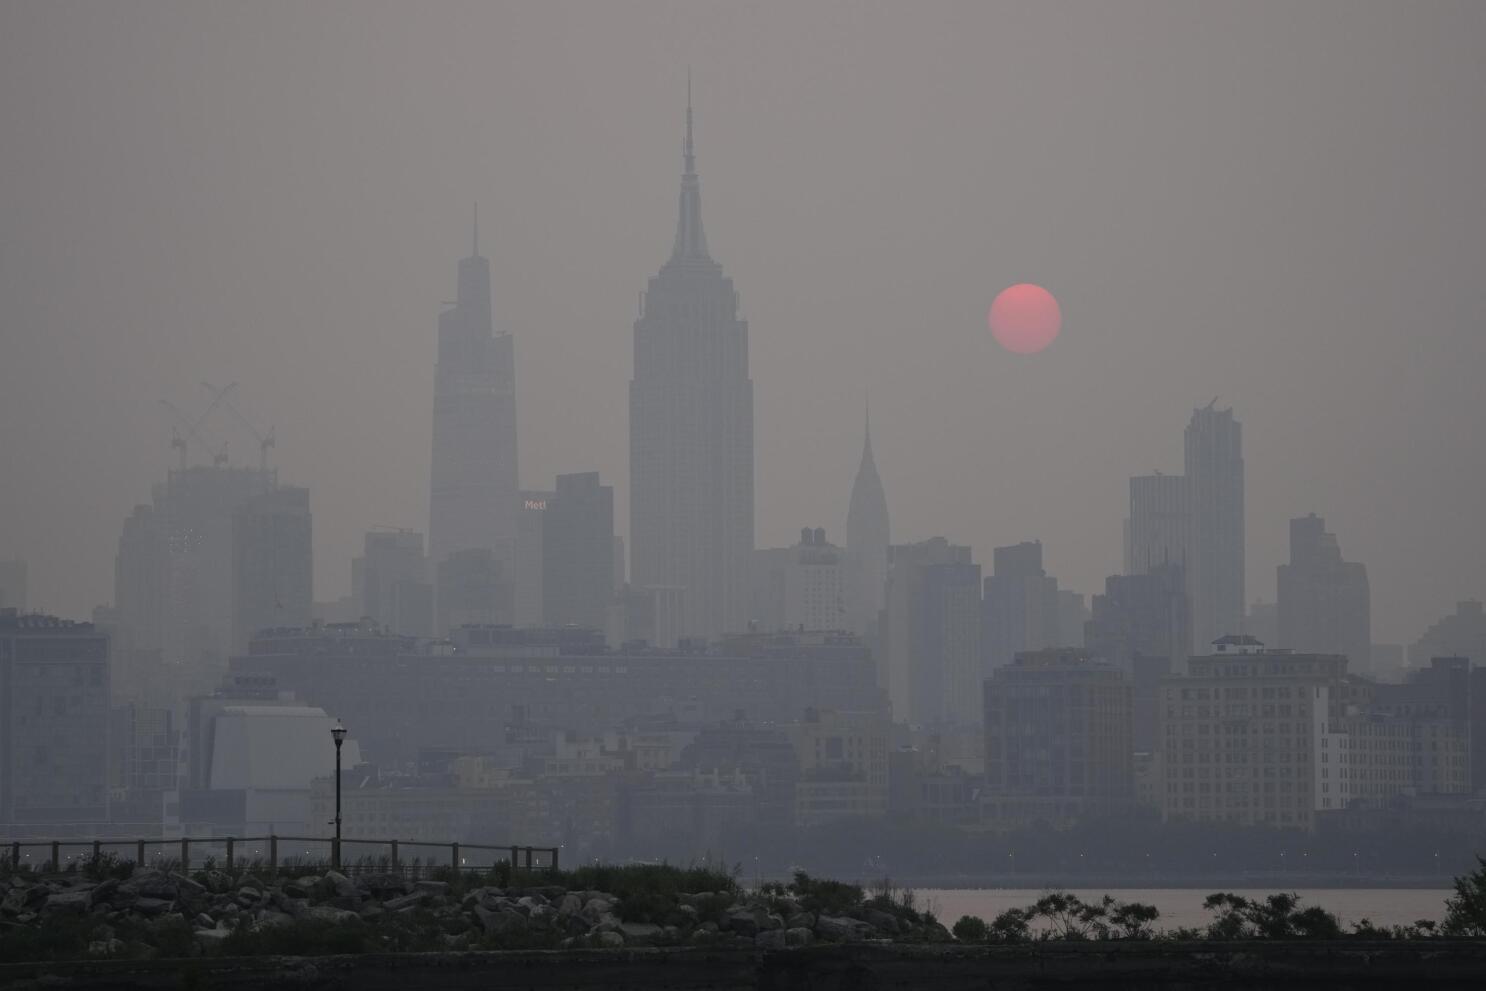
[2,1,1482,645]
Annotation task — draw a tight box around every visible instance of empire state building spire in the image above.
[671,76,710,262]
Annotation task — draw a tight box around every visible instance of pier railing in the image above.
[1,836,559,876]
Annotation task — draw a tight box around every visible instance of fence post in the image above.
[269,835,278,874]
[510,845,518,873]
[50,841,59,871]
[451,842,459,873]
[11,841,19,872]
[551,846,559,873]
[136,839,145,868]
[92,840,101,865]
[389,840,398,871]
[180,838,189,873]
[226,837,234,872]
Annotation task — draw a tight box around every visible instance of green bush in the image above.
[788,871,862,916]
[952,914,989,942]
[1443,856,1486,936]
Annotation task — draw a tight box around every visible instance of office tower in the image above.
[1246,599,1278,648]
[231,485,313,651]
[358,529,432,636]
[845,409,890,639]
[982,648,1133,827]
[542,472,615,631]
[1277,513,1370,666]
[0,560,25,611]
[109,701,180,824]
[629,89,753,645]
[0,611,111,826]
[981,540,1059,672]
[784,528,845,633]
[514,491,554,627]
[881,538,982,727]
[429,211,518,626]
[1125,473,1189,574]
[788,708,890,824]
[1056,590,1089,647]
[436,548,508,634]
[1084,564,1191,749]
[1184,403,1244,648]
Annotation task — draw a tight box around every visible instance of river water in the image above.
[916,888,1450,931]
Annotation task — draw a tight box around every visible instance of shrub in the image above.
[788,871,862,916]
[952,914,989,942]
[1443,856,1486,936]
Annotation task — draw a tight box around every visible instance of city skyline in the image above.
[3,2,1485,646]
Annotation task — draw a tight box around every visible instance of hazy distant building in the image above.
[542,472,614,631]
[1125,473,1188,575]
[230,485,313,652]
[0,560,26,611]
[1184,404,1245,648]
[845,411,890,640]
[784,528,845,633]
[429,214,518,628]
[629,92,752,645]
[1409,600,1486,670]
[436,548,508,633]
[1277,513,1370,665]
[109,702,180,825]
[981,541,1059,672]
[881,538,982,727]
[1084,564,1190,749]
[358,529,432,637]
[1246,599,1278,649]
[1,611,110,827]
[1057,590,1089,648]
[982,648,1133,827]
[788,707,889,825]
[515,490,555,627]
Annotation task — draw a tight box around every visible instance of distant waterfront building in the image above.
[429,213,518,628]
[0,560,26,611]
[752,528,846,634]
[629,90,753,645]
[1056,590,1089,648]
[845,410,890,640]
[108,702,180,825]
[788,707,890,825]
[1157,638,1469,832]
[0,610,111,827]
[1246,599,1278,649]
[542,472,615,632]
[981,541,1059,672]
[982,648,1133,827]
[1184,404,1245,649]
[435,548,508,634]
[1125,473,1189,575]
[882,539,982,727]
[357,529,432,637]
[1277,513,1370,666]
[230,485,313,653]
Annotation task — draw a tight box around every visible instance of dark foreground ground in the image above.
[4,941,1486,991]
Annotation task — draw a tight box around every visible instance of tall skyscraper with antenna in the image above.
[629,85,753,645]
[429,209,519,628]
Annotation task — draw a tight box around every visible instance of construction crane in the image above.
[202,381,275,472]
[159,388,232,469]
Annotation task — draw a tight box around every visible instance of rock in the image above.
[755,929,787,950]
[413,880,449,897]
[866,908,900,934]
[725,907,762,937]
[474,906,528,936]
[90,879,120,906]
[193,928,232,946]
[323,871,358,900]
[760,912,785,932]
[120,869,177,900]
[516,894,548,912]
[527,904,557,930]
[581,897,614,922]
[619,922,663,944]
[384,892,428,912]
[282,879,313,899]
[357,904,384,921]
[307,905,359,925]
[816,915,872,942]
[557,893,583,916]
[676,903,699,925]
[202,870,232,894]
[786,911,815,930]
[532,885,567,901]
[87,937,125,957]
[2,884,46,914]
[193,913,215,929]
[785,926,813,947]
[254,910,295,930]
[134,897,175,916]
[596,930,624,948]
[41,889,93,915]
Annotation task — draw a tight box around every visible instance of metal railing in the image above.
[1,836,559,876]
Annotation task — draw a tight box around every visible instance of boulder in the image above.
[786,911,815,930]
[580,897,614,922]
[865,908,900,934]
[2,884,46,915]
[816,915,873,942]
[193,913,215,929]
[474,906,528,936]
[755,929,787,950]
[202,870,233,894]
[42,889,93,915]
[322,871,358,900]
[90,879,120,907]
[282,878,313,899]
[307,905,360,925]
[785,926,814,947]
[619,922,663,944]
[119,870,177,900]
[87,937,125,957]
[557,893,583,916]
[596,930,624,948]
[725,907,763,937]
[413,880,449,898]
[254,910,296,930]
[383,892,428,912]
[193,928,232,946]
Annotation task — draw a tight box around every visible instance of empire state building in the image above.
[629,90,753,645]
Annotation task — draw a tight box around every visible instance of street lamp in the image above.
[330,720,347,869]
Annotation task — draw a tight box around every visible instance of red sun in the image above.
[988,283,1062,354]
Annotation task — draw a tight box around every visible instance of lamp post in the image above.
[331,720,346,870]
